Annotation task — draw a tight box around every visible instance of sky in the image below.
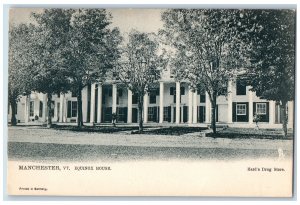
[9,8,165,34]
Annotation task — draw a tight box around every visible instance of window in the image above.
[148,107,155,121]
[236,104,246,115]
[67,101,77,118]
[170,68,175,78]
[57,93,60,98]
[163,107,169,121]
[132,93,138,104]
[29,101,34,117]
[150,94,156,104]
[200,94,206,103]
[236,80,247,95]
[71,101,77,117]
[180,87,185,95]
[256,103,267,115]
[219,86,228,95]
[108,88,112,97]
[170,87,175,95]
[118,89,123,97]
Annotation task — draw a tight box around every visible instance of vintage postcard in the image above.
[7,7,295,196]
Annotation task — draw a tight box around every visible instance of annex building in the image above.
[8,68,294,129]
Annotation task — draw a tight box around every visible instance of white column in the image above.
[144,93,148,123]
[90,83,96,123]
[288,101,293,126]
[34,98,39,118]
[159,82,164,123]
[269,101,275,124]
[175,82,180,124]
[127,89,132,123]
[63,94,67,122]
[192,91,197,123]
[227,80,233,123]
[188,88,193,124]
[248,89,253,124]
[97,84,102,123]
[81,88,87,122]
[59,93,64,122]
[42,94,47,122]
[112,84,117,114]
[205,92,211,123]
[24,95,30,123]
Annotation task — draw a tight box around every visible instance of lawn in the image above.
[206,127,293,140]
[51,124,207,136]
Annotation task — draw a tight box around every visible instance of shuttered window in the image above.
[236,104,246,115]
[256,103,266,114]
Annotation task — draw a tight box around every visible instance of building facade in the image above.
[8,71,294,129]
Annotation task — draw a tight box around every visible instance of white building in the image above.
[8,69,294,129]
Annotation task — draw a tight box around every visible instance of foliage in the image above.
[160,9,249,133]
[30,9,74,127]
[62,9,122,127]
[241,10,296,137]
[8,24,35,125]
[116,30,168,132]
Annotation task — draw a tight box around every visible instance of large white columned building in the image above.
[8,68,294,129]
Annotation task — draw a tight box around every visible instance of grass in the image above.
[51,124,207,136]
[207,127,293,140]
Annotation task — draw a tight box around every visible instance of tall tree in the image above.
[116,30,168,132]
[241,10,296,137]
[160,9,249,133]
[62,9,121,127]
[30,9,74,127]
[8,24,35,125]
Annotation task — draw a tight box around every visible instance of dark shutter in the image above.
[232,102,236,122]
[253,102,256,115]
[67,101,71,118]
[245,102,249,122]
[266,102,269,122]
[167,106,171,122]
[153,107,158,122]
[157,107,160,122]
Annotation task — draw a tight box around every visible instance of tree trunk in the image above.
[47,93,52,128]
[210,92,217,134]
[77,88,84,128]
[138,94,144,132]
[281,101,288,138]
[9,98,17,126]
